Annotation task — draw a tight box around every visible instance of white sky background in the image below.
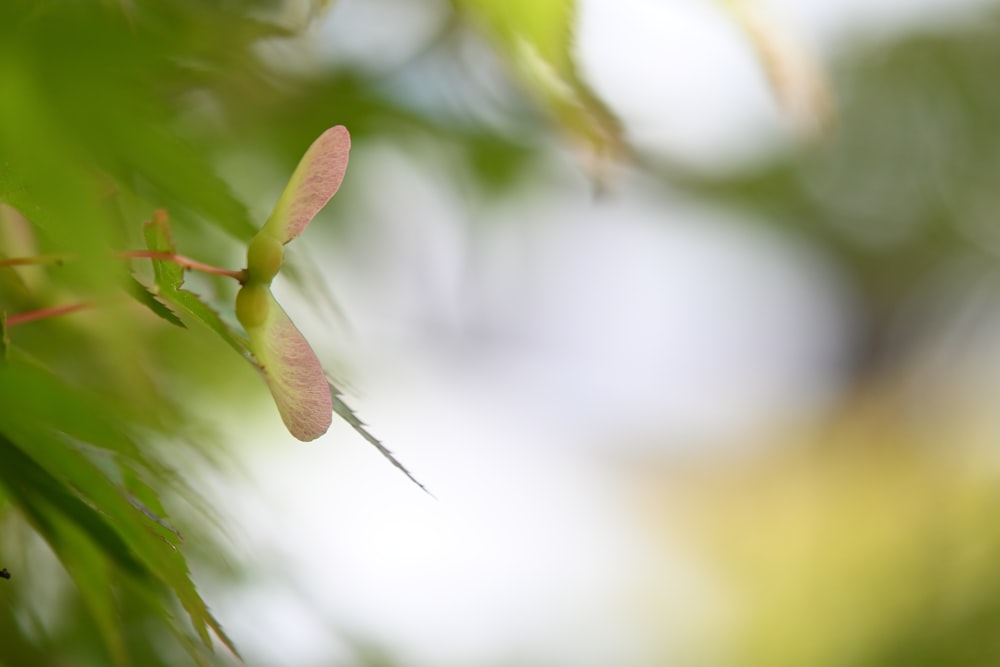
[209,1,997,665]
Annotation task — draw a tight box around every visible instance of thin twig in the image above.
[0,254,70,269]
[2,251,246,282]
[6,302,91,327]
[117,250,246,282]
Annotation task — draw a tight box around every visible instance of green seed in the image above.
[246,234,284,284]
[235,283,270,329]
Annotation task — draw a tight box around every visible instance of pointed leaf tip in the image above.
[262,125,351,244]
[245,289,333,441]
[328,382,434,496]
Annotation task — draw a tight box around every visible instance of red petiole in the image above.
[5,302,91,327]
[2,246,246,329]
[117,250,246,282]
[0,253,70,268]
[0,250,246,282]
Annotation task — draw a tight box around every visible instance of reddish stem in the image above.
[117,250,246,282]
[0,254,70,269]
[2,251,246,283]
[6,302,91,327]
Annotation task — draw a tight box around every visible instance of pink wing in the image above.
[247,289,333,441]
[261,125,351,244]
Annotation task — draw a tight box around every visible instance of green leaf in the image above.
[0,449,139,667]
[0,432,150,667]
[0,432,149,578]
[0,355,237,656]
[128,275,186,329]
[0,357,142,459]
[122,465,184,545]
[141,212,184,288]
[0,421,235,655]
[142,211,250,357]
[51,511,129,667]
[329,379,430,495]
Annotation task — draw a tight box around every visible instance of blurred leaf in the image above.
[654,434,1000,667]
[719,0,835,136]
[110,125,259,242]
[663,11,1000,367]
[0,355,237,657]
[0,357,143,459]
[0,312,7,362]
[53,511,129,667]
[0,204,41,313]
[0,0,322,663]
[457,0,626,177]
[0,432,148,578]
[0,0,274,243]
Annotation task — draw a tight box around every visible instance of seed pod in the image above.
[246,233,284,284]
[235,283,271,329]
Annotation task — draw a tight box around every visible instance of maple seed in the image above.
[239,125,350,442]
[235,283,270,329]
[246,234,284,284]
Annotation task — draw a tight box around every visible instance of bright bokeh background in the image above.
[195,0,1000,666]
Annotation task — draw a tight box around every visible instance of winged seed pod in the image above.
[236,125,350,441]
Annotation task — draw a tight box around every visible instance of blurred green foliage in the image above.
[0,1,315,663]
[646,413,1000,667]
[671,9,1000,370]
[2,0,1000,664]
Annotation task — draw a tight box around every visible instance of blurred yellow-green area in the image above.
[3,0,1000,665]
